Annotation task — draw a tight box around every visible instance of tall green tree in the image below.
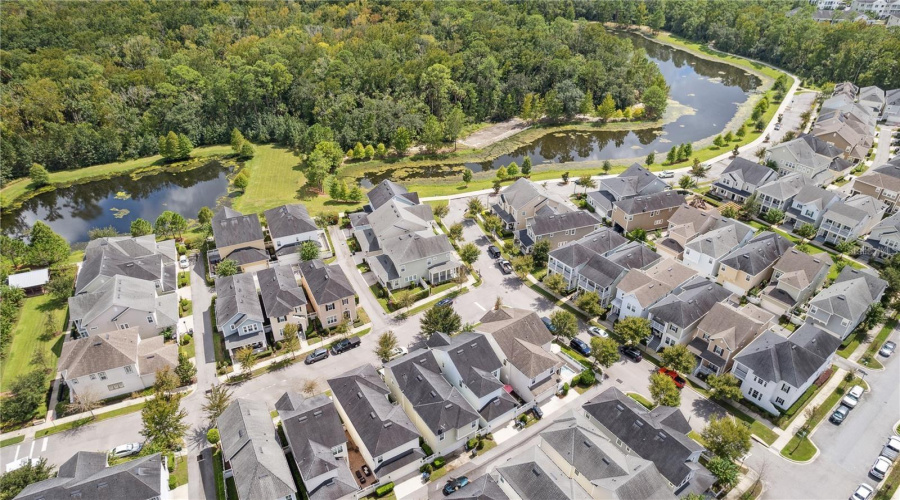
[701,416,752,460]
[420,305,462,337]
[230,128,246,154]
[615,316,651,345]
[201,383,233,425]
[0,458,54,500]
[375,330,399,361]
[549,310,577,340]
[393,127,413,156]
[445,106,465,150]
[660,345,696,374]
[29,163,50,187]
[27,221,69,267]
[216,259,238,277]
[590,337,620,368]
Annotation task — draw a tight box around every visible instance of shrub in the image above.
[167,452,176,472]
[579,369,596,386]
[518,414,528,423]
[375,482,395,497]
[169,475,177,490]
[467,438,477,450]
[571,374,581,386]
[433,457,446,469]
[561,383,570,397]
[420,440,433,456]
[420,463,433,473]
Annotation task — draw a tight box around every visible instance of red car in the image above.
[657,367,686,389]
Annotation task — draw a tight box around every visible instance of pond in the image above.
[1,161,230,243]
[359,31,760,187]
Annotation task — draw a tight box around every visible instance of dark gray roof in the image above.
[548,228,629,270]
[68,275,178,329]
[225,247,270,266]
[582,388,703,487]
[599,163,668,201]
[719,231,792,276]
[300,259,355,305]
[212,207,264,248]
[385,349,480,435]
[75,235,177,294]
[327,364,420,459]
[496,446,581,500]
[218,399,296,500]
[500,178,564,211]
[445,474,509,500]
[15,452,164,500]
[649,276,733,328]
[366,180,418,211]
[264,203,318,239]
[380,232,454,265]
[606,241,661,270]
[215,272,264,328]
[578,254,626,288]
[756,172,811,201]
[735,325,840,387]
[613,191,685,215]
[809,266,887,324]
[58,327,177,379]
[429,332,504,398]
[258,265,307,319]
[720,157,777,187]
[529,210,600,236]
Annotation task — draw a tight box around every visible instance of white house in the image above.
[265,203,330,264]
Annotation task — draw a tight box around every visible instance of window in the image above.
[108,382,124,391]
[745,275,751,281]
[99,372,107,380]
[241,323,258,334]
[89,374,96,381]
[650,210,660,216]
[124,366,133,375]
[147,316,154,324]
[327,315,338,325]
[342,298,349,305]
[400,266,405,272]
[713,345,724,356]
[119,323,129,329]
[749,389,762,400]
[343,310,351,319]
[277,316,287,323]
[781,384,791,394]
[775,397,785,405]
[558,242,565,248]
[809,306,818,314]
[625,215,633,221]
[325,303,335,311]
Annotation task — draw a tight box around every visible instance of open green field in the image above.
[0,295,66,395]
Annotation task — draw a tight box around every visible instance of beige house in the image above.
[759,249,830,316]
[518,210,603,252]
[299,259,357,329]
[716,232,793,296]
[610,191,685,233]
[611,259,697,320]
[687,303,773,376]
[491,178,571,232]
[850,157,900,213]
[210,207,268,274]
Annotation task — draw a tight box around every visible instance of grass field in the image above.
[0,295,66,395]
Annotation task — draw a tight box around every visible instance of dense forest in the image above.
[0,0,667,181]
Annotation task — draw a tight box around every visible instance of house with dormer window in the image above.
[712,158,778,203]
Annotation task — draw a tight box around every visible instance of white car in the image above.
[588,326,608,338]
[179,255,189,269]
[842,385,865,408]
[850,483,874,500]
[110,442,143,458]
[5,458,40,473]
[659,170,674,178]
[870,456,891,480]
[387,347,408,361]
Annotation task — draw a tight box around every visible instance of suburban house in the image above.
[611,259,697,320]
[362,179,419,212]
[610,191,686,233]
[712,157,778,203]
[647,276,735,350]
[57,327,177,401]
[547,227,629,291]
[478,307,564,404]
[810,113,872,162]
[658,204,712,259]
[427,332,519,432]
[832,82,859,99]
[74,235,177,295]
[756,172,813,214]
[716,231,793,296]
[209,207,268,274]
[850,157,900,212]
[265,203,329,264]
[517,210,603,253]
[582,388,713,494]
[275,392,358,500]
[864,211,900,260]
[12,451,168,500]
[764,134,851,186]
[215,272,268,356]
[492,178,572,232]
[783,185,840,230]
[681,218,755,277]
[807,267,887,339]
[383,349,481,455]
[586,163,668,220]
[299,259,357,329]
[884,88,900,125]
[850,0,900,17]
[816,194,886,244]
[731,324,842,415]
[258,265,308,342]
[759,249,831,316]
[858,85,886,115]
[218,399,297,500]
[686,302,773,377]
[68,274,178,339]
[569,241,662,307]
[492,410,675,500]
[327,364,424,481]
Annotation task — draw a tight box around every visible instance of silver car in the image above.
[841,385,864,408]
[879,340,895,357]
[110,442,142,458]
[870,456,891,480]
[850,483,874,500]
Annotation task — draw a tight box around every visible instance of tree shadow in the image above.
[502,276,524,290]
[691,397,727,422]
[530,295,556,312]
[188,423,212,450]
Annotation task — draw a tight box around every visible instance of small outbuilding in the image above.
[7,268,50,296]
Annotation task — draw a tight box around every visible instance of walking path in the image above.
[771,367,847,451]
[460,118,529,149]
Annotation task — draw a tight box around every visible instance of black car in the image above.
[443,476,469,495]
[487,245,501,259]
[531,406,543,420]
[331,337,361,355]
[436,298,453,307]
[570,338,592,356]
[304,348,329,365]
[620,345,643,362]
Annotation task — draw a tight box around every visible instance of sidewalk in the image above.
[725,466,762,500]
[771,367,846,451]
[849,321,892,364]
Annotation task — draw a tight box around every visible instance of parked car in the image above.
[881,436,900,461]
[870,456,891,480]
[498,259,513,275]
[879,340,896,357]
[532,406,543,420]
[436,298,454,307]
[657,367,686,389]
[443,476,470,496]
[830,405,851,425]
[541,316,556,333]
[841,385,865,408]
[620,345,643,362]
[179,255,189,269]
[386,346,408,361]
[110,443,143,458]
[570,338,592,356]
[5,458,40,473]
[331,337,361,355]
[774,122,782,130]
[588,326,608,338]
[659,170,675,179]
[850,484,874,500]
[488,245,501,259]
[304,348,329,365]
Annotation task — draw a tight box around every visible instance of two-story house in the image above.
[783,185,840,231]
[547,228,629,291]
[57,327,177,401]
[265,203,329,264]
[362,179,420,212]
[658,204,714,259]
[687,303,773,377]
[759,249,830,316]
[858,85,886,115]
[682,219,755,277]
[731,324,841,415]
[299,259,357,329]
[864,211,900,260]
[215,272,267,356]
[755,172,813,214]
[611,191,686,233]
[209,207,268,274]
[586,163,668,220]
[712,157,778,203]
[716,231,793,296]
[384,349,481,455]
[816,194,886,244]
[850,157,900,212]
[492,178,571,232]
[258,265,308,342]
[807,267,887,339]
[647,276,735,350]
[478,308,564,404]
[765,134,851,186]
[68,275,178,339]
[811,113,872,162]
[327,364,424,481]
[276,392,358,500]
[884,89,900,125]
[612,259,697,320]
[74,235,178,295]
[517,210,602,253]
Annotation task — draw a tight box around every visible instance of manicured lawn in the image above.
[370,283,392,314]
[627,392,655,410]
[779,366,835,429]
[35,401,146,438]
[863,317,897,359]
[213,450,226,500]
[781,436,817,461]
[226,477,238,500]
[172,454,189,488]
[837,330,868,359]
[528,283,588,321]
[0,295,66,400]
[406,289,467,317]
[686,380,778,445]
[750,421,779,446]
[557,342,594,370]
[0,435,25,448]
[180,335,196,360]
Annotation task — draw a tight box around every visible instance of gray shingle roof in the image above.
[264,204,317,239]
[548,228,628,269]
[496,446,584,500]
[500,178,566,211]
[215,272,264,329]
[648,276,734,328]
[477,308,562,378]
[429,332,504,399]
[579,254,627,288]
[772,249,829,290]
[68,275,178,329]
[792,185,838,210]
[529,210,600,236]
[75,235,177,294]
[366,180,418,211]
[720,157,778,188]
[809,267,886,324]
[606,241,661,270]
[444,474,509,500]
[212,207,264,249]
[380,232,454,264]
[218,399,296,500]
[300,259,355,305]
[734,325,840,387]
[58,327,177,379]
[613,191,685,215]
[15,452,164,500]
[756,172,812,201]
[596,163,668,202]
[685,221,753,259]
[824,194,885,227]
[617,259,697,308]
[855,157,900,193]
[258,265,307,319]
[719,231,792,276]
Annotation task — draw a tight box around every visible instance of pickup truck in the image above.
[657,367,686,389]
[881,436,900,461]
[331,336,361,355]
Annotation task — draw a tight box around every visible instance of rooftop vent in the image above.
[370,412,376,419]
